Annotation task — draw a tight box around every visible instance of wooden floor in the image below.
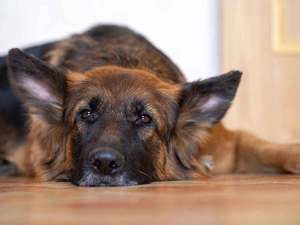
[1,175,300,225]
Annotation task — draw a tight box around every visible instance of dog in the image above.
[0,25,299,186]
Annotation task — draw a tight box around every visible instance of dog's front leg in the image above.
[233,130,300,174]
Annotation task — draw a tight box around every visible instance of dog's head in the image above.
[7,49,241,186]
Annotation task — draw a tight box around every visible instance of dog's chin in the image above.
[71,171,145,187]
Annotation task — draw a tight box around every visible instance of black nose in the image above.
[90,149,125,176]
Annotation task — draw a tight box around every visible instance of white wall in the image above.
[0,0,219,80]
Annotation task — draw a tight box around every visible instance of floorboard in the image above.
[1,175,300,225]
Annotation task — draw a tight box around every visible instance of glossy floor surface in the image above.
[0,175,300,225]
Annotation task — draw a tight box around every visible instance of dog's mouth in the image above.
[73,176,138,187]
[68,168,153,187]
[74,173,136,187]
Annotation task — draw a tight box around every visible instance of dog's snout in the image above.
[90,149,125,176]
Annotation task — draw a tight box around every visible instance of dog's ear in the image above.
[7,48,66,124]
[170,71,242,174]
[178,70,242,128]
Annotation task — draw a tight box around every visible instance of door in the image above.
[221,0,300,143]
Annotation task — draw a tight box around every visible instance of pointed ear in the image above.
[170,71,242,174]
[7,48,66,124]
[178,70,242,128]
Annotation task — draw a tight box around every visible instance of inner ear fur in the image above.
[7,48,66,124]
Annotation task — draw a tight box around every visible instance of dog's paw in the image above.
[0,159,21,176]
[281,145,300,174]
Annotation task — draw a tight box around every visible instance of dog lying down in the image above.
[0,25,299,186]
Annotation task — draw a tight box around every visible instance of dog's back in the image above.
[44,25,185,83]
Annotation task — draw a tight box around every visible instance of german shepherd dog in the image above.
[1,25,299,186]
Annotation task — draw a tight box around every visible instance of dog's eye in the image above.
[136,114,152,125]
[79,109,97,122]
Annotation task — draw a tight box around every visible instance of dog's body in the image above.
[1,25,300,186]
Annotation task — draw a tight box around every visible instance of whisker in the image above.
[137,169,151,178]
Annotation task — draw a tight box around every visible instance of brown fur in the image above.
[3,25,300,186]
